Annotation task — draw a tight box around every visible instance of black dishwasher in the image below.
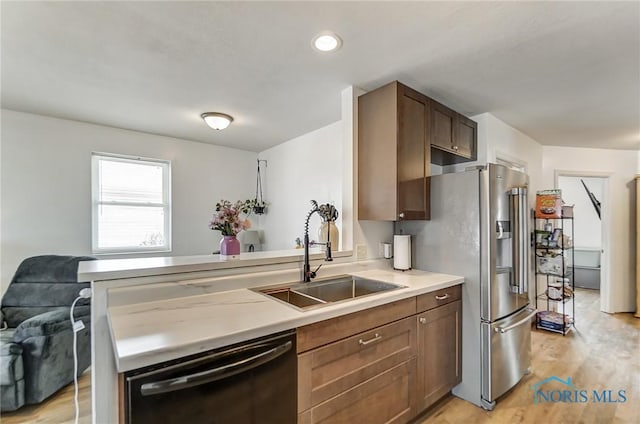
[124,330,296,424]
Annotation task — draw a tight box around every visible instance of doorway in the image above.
[555,172,610,313]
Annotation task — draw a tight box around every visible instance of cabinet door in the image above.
[430,101,456,152]
[300,359,416,424]
[357,81,398,221]
[456,114,477,160]
[416,300,462,411]
[397,86,430,220]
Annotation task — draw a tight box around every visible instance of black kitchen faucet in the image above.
[303,200,335,282]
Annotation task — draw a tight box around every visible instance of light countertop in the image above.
[78,249,352,282]
[108,268,463,372]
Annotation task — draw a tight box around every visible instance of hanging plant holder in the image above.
[253,159,268,215]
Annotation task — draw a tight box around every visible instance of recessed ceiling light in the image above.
[201,112,233,130]
[312,31,342,52]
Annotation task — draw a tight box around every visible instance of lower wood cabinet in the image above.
[297,285,463,424]
[416,300,462,411]
[298,359,416,424]
[298,317,416,412]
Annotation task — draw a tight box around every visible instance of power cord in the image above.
[70,288,91,424]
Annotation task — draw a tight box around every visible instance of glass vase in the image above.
[220,235,240,259]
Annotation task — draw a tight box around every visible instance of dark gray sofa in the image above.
[0,255,95,411]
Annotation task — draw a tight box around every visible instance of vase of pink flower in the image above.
[209,200,253,258]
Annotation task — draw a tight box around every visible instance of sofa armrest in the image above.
[13,307,90,343]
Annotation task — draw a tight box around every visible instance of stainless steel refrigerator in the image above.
[398,163,535,410]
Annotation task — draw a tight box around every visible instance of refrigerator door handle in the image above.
[510,187,528,294]
[494,308,537,333]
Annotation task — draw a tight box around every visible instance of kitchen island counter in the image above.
[108,268,463,372]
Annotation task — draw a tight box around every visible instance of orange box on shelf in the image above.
[536,189,562,219]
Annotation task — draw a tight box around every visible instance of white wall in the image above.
[246,85,394,259]
[1,110,256,291]
[0,110,3,292]
[257,121,343,251]
[557,176,604,250]
[543,146,638,313]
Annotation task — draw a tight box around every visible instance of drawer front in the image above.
[298,317,416,412]
[297,298,416,353]
[301,359,416,424]
[416,285,461,313]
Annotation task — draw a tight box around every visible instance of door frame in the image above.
[554,170,611,313]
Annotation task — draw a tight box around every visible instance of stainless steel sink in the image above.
[260,288,326,309]
[254,275,406,310]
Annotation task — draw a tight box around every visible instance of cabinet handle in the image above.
[398,212,405,219]
[419,317,427,324]
[453,145,459,151]
[358,333,382,346]
[435,293,451,300]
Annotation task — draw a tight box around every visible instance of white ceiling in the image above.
[2,1,639,152]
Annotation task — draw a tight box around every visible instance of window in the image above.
[92,153,171,254]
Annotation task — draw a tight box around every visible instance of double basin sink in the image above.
[254,275,406,310]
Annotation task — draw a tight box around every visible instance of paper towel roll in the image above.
[393,235,411,271]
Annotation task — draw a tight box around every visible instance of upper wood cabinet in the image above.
[430,100,477,165]
[358,81,431,221]
[430,101,456,152]
[358,81,478,221]
[455,115,477,159]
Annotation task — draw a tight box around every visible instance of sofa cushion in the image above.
[0,329,22,356]
[0,329,24,385]
[1,255,95,327]
[12,307,89,344]
[7,255,95,285]
[1,379,25,411]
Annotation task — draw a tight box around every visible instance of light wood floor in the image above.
[418,289,640,424]
[1,289,637,424]
[1,369,91,424]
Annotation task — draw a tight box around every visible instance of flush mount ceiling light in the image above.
[312,31,342,52]
[201,112,234,130]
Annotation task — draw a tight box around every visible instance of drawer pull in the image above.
[419,317,427,325]
[358,333,382,346]
[435,293,451,301]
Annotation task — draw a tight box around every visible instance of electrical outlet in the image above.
[356,244,367,260]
